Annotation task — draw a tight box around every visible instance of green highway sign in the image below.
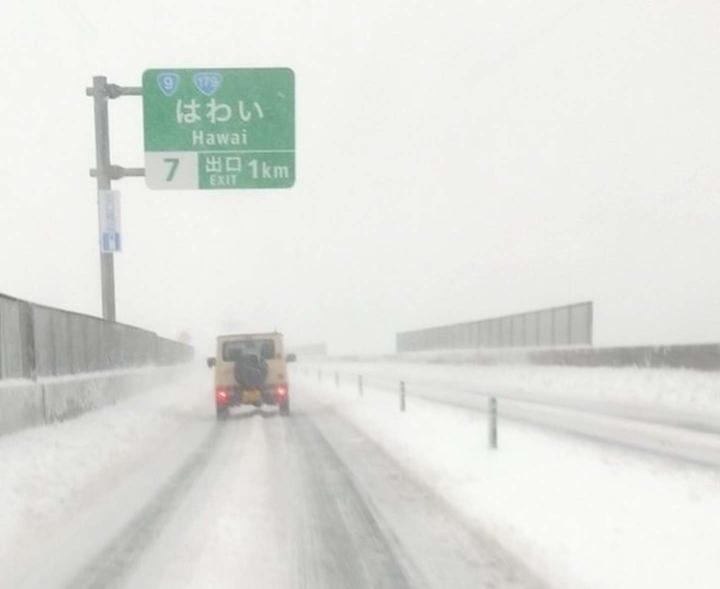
[142,68,295,190]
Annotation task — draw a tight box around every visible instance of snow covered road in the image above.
[4,361,719,589]
[1,368,544,589]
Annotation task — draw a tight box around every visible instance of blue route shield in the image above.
[192,72,223,96]
[156,73,180,96]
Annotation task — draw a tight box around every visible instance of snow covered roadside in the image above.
[307,361,720,426]
[293,367,720,589]
[0,364,214,581]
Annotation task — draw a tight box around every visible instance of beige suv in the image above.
[207,332,293,419]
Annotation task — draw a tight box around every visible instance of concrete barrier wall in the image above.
[392,343,720,371]
[0,366,187,436]
[0,380,45,434]
[524,343,720,371]
[325,342,720,372]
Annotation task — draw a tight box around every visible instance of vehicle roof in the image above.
[217,332,283,341]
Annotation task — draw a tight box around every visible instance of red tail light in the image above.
[275,384,288,399]
[215,386,230,406]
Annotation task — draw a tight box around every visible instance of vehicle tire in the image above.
[279,398,290,416]
[216,405,229,421]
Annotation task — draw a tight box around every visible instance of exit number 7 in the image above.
[164,158,179,181]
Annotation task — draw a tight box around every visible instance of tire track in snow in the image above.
[287,413,414,589]
[64,421,236,589]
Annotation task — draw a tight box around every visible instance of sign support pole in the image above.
[90,76,116,322]
[87,76,143,322]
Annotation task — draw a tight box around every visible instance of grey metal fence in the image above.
[0,293,193,380]
[0,296,29,379]
[396,301,593,352]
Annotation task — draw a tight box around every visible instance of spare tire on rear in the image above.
[233,355,267,389]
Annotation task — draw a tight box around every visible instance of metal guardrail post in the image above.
[489,397,498,449]
[358,374,363,397]
[41,384,48,424]
[400,381,406,412]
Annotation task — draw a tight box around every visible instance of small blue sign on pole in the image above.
[98,190,122,253]
[102,233,121,252]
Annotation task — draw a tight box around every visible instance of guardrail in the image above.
[301,366,720,465]
[308,367,505,448]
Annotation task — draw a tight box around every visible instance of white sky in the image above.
[1,0,719,354]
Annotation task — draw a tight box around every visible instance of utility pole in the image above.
[86,76,143,322]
